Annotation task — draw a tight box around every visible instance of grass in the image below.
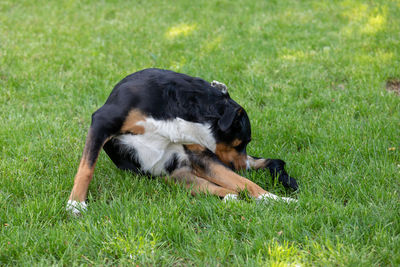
[1,0,399,265]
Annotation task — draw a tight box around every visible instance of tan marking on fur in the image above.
[247,156,269,170]
[184,144,206,152]
[215,143,247,170]
[121,109,146,134]
[69,159,95,202]
[231,139,242,147]
[69,132,111,202]
[168,167,235,197]
[199,162,267,197]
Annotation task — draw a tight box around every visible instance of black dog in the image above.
[67,68,298,214]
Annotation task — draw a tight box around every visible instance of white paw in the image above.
[66,200,87,215]
[223,194,238,202]
[257,193,298,204]
[282,196,298,203]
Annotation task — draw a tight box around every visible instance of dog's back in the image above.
[105,68,236,123]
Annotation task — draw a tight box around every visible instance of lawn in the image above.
[1,0,399,265]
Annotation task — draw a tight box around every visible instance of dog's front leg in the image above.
[184,145,296,203]
[247,156,298,191]
[166,167,236,197]
[201,160,297,203]
[184,145,266,198]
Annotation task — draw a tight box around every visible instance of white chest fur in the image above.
[116,117,216,175]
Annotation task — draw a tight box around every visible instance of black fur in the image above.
[266,159,298,191]
[103,138,144,174]
[101,68,250,144]
[164,153,180,174]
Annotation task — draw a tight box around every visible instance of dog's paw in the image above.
[66,200,87,215]
[223,193,238,202]
[281,196,298,203]
[257,193,298,204]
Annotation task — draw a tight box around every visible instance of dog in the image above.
[67,68,298,214]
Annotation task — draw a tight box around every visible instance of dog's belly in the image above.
[116,133,187,175]
[115,116,216,175]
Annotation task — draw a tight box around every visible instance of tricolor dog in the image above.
[67,68,298,214]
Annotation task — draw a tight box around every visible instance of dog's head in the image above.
[214,102,252,170]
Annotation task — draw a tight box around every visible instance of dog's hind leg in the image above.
[67,105,126,214]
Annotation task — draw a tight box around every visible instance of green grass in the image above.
[1,0,399,265]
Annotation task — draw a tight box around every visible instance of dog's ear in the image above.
[218,107,242,132]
